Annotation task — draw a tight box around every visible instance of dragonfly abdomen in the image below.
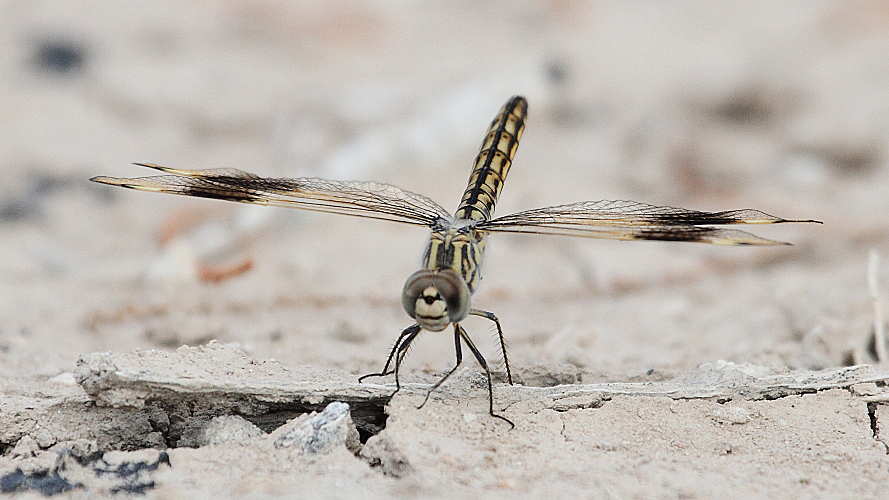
[454,96,527,222]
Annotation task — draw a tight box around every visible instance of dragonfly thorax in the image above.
[421,226,486,294]
[401,269,471,331]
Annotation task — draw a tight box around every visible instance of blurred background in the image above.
[1,1,886,382]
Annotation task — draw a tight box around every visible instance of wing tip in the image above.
[772,218,822,225]
[680,236,794,246]
[725,233,795,246]
[753,240,793,247]
[741,217,822,225]
[91,164,166,184]
[90,175,164,192]
[90,175,123,186]
[132,162,179,174]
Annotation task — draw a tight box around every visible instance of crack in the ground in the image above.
[867,402,889,454]
[142,396,390,448]
[9,380,880,455]
[0,395,391,459]
[867,402,879,438]
[541,385,837,413]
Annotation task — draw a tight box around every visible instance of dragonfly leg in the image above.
[391,326,422,391]
[457,324,515,429]
[418,325,464,409]
[358,324,422,391]
[469,309,513,385]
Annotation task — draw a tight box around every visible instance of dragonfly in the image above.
[91,96,819,427]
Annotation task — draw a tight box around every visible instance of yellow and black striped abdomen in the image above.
[454,96,527,222]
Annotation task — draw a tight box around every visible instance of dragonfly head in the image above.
[402,269,471,332]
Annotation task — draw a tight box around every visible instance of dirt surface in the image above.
[2,1,889,498]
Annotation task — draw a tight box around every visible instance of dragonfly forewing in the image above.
[91,164,451,226]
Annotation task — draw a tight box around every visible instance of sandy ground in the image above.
[2,1,889,498]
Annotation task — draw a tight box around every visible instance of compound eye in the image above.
[433,269,471,323]
[401,269,471,323]
[401,270,434,319]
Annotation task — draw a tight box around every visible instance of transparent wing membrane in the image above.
[91,163,451,226]
[477,200,819,245]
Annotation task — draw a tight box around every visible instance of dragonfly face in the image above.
[401,268,470,332]
[90,95,818,427]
